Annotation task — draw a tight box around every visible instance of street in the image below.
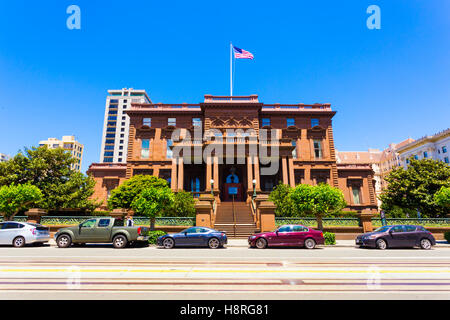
[0,242,449,300]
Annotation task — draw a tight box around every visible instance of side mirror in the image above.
[276,230,279,236]
[184,232,188,236]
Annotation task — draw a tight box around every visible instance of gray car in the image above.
[0,222,50,247]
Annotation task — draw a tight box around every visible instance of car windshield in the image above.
[374,226,390,233]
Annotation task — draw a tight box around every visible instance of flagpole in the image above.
[230,42,233,96]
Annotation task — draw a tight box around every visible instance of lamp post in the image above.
[210,179,214,196]
[252,179,257,199]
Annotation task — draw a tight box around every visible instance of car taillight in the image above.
[137,227,142,235]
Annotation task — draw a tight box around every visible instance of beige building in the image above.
[39,136,84,171]
[336,149,382,207]
[379,138,415,190]
[0,153,9,162]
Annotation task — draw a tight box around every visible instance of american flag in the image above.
[233,46,254,59]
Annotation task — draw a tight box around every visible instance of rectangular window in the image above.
[352,187,361,204]
[443,146,447,153]
[311,118,319,127]
[106,133,115,138]
[107,122,116,126]
[261,118,270,127]
[292,141,297,159]
[105,145,114,150]
[107,116,117,121]
[423,151,428,158]
[110,100,119,104]
[143,118,151,127]
[168,118,176,126]
[166,139,173,159]
[107,127,116,132]
[445,157,449,164]
[414,155,418,160]
[313,140,322,159]
[287,118,295,127]
[141,139,150,159]
[104,152,114,157]
[108,110,118,115]
[192,118,202,127]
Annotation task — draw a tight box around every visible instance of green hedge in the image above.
[148,230,167,244]
[324,232,336,245]
[445,232,450,243]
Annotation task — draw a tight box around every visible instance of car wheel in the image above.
[113,235,128,249]
[255,238,267,249]
[420,238,432,250]
[376,238,387,250]
[304,238,316,249]
[208,237,220,249]
[163,238,175,249]
[56,234,72,248]
[13,236,25,248]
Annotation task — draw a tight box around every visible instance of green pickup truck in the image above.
[54,217,150,249]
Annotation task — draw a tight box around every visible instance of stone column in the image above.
[282,157,288,185]
[213,156,219,191]
[25,208,47,224]
[247,156,253,191]
[253,156,260,191]
[177,157,184,191]
[206,156,212,191]
[358,211,376,233]
[288,157,295,187]
[171,158,178,191]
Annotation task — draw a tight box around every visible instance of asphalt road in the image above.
[0,244,449,300]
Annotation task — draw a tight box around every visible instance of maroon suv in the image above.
[248,224,325,249]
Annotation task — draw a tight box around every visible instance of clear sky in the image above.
[0,0,449,173]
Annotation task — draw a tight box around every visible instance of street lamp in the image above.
[252,179,257,199]
[210,179,214,196]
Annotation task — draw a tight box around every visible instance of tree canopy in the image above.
[0,184,43,220]
[0,146,100,211]
[131,186,174,230]
[290,184,347,230]
[380,159,450,217]
[108,175,169,210]
[269,183,296,217]
[434,186,450,211]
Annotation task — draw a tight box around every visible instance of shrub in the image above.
[444,231,450,244]
[269,183,295,217]
[148,230,167,245]
[167,191,196,217]
[323,232,336,245]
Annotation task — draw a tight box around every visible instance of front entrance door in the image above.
[222,166,243,201]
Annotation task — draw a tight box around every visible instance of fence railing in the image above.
[372,218,450,227]
[0,216,27,223]
[31,216,196,226]
[275,218,360,227]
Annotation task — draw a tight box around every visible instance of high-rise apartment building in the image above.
[100,88,152,163]
[39,136,84,171]
[0,153,9,162]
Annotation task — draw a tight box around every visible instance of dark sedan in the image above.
[157,227,227,249]
[248,224,325,249]
[356,225,436,250]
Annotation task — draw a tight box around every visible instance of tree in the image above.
[108,175,169,210]
[0,184,43,221]
[131,186,174,230]
[166,191,196,217]
[434,186,450,211]
[380,159,450,217]
[269,183,296,217]
[0,146,100,212]
[290,184,347,230]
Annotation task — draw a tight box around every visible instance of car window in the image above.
[98,219,111,228]
[292,225,308,232]
[183,227,197,234]
[80,219,96,228]
[391,226,405,233]
[278,226,292,232]
[405,226,416,232]
[2,222,21,229]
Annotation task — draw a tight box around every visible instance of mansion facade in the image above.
[88,95,378,213]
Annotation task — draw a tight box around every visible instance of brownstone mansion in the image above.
[88,95,378,235]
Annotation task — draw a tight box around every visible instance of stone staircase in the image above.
[214,201,256,239]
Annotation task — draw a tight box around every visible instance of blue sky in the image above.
[0,0,449,172]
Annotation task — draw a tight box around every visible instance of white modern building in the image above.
[100,88,152,163]
[0,153,9,162]
[39,136,84,171]
[397,128,450,168]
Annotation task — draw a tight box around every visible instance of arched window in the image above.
[226,173,239,183]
